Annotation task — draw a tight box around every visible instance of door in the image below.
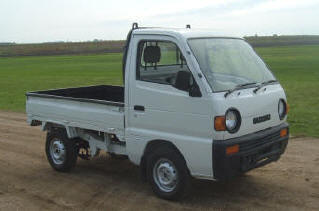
[126,35,213,177]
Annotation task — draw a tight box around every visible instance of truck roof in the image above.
[132,27,242,40]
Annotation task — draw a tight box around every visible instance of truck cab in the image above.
[26,24,289,200]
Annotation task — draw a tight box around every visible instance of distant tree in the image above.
[0,42,16,45]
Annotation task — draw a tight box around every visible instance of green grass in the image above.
[255,45,319,138]
[0,54,123,111]
[0,45,318,137]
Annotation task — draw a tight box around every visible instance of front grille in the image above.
[239,130,281,153]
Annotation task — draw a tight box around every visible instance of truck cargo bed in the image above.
[27,85,124,107]
[26,85,125,135]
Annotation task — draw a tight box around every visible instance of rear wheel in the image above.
[46,128,78,172]
[147,146,191,200]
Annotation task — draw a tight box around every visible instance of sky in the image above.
[1,0,319,43]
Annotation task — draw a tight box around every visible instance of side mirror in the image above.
[174,71,202,97]
[189,84,202,97]
[174,71,191,91]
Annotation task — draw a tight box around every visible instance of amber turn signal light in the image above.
[226,144,239,155]
[214,116,226,131]
[280,128,288,137]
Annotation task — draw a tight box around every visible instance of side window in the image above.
[136,40,193,90]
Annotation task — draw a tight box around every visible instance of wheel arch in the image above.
[41,121,78,139]
[140,139,189,182]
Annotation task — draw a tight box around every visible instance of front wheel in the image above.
[45,128,78,172]
[147,146,191,200]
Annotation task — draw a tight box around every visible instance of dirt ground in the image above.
[0,111,318,211]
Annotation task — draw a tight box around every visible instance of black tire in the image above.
[45,128,78,172]
[146,145,191,200]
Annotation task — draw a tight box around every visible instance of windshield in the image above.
[188,38,276,92]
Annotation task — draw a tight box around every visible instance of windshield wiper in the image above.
[224,82,257,98]
[253,80,278,93]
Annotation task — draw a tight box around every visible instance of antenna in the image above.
[132,22,139,29]
[186,24,191,29]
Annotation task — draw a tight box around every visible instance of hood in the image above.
[212,84,287,140]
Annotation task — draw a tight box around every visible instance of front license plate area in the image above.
[240,143,281,172]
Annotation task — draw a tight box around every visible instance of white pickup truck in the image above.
[26,23,289,200]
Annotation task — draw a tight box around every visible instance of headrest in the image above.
[143,46,161,63]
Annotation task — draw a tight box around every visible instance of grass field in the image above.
[0,54,123,111]
[0,45,318,137]
[255,45,319,137]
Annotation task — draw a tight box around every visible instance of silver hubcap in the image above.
[50,138,66,165]
[153,158,178,192]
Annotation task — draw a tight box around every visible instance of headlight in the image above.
[225,109,241,133]
[278,99,287,120]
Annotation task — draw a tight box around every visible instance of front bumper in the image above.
[213,123,289,180]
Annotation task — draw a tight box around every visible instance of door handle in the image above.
[134,105,145,111]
